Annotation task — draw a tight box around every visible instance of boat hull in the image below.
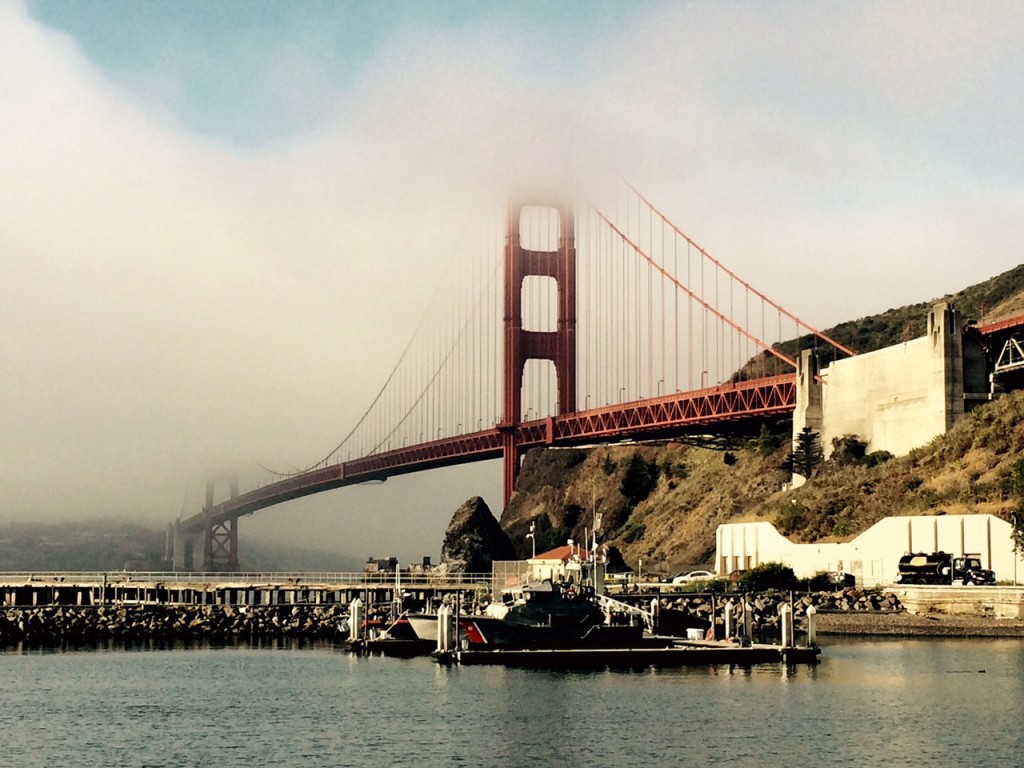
[451,642,822,669]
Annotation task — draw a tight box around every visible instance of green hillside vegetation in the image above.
[737,264,1024,381]
[808,262,1024,361]
[0,521,166,571]
[502,264,1024,575]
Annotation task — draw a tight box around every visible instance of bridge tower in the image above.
[502,204,576,505]
[202,476,240,571]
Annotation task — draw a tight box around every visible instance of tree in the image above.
[1008,459,1024,555]
[620,452,658,505]
[783,427,823,479]
[756,422,784,456]
[738,562,797,592]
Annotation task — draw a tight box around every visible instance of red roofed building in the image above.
[528,540,590,583]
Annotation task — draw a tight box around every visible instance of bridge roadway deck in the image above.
[0,572,493,608]
[185,374,796,531]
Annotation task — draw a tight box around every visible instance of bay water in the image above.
[2,637,1022,767]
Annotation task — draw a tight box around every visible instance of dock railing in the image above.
[0,571,493,588]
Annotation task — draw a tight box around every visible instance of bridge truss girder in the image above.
[995,335,1024,376]
[177,375,797,550]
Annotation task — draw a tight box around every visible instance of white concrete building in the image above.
[716,514,1024,587]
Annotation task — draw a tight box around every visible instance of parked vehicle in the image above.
[671,570,715,585]
[894,552,995,586]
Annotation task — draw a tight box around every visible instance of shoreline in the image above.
[814,611,1024,637]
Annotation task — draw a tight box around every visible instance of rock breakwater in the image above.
[649,587,904,636]
[0,604,348,647]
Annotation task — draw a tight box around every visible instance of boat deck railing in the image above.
[595,592,654,630]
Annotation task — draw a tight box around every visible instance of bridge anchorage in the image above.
[170,189,855,571]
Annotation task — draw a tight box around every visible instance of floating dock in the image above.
[436,639,821,669]
[350,637,437,658]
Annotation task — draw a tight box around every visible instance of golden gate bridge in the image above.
[173,182,858,570]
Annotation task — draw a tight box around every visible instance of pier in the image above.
[0,571,492,609]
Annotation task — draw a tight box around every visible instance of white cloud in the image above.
[2,1,1022,560]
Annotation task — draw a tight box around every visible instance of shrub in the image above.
[737,562,797,592]
[776,502,807,537]
[903,477,923,491]
[830,435,867,466]
[563,449,588,469]
[656,454,687,480]
[622,523,645,543]
[864,450,893,468]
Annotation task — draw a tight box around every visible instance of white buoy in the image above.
[724,601,734,638]
[780,603,794,648]
[805,604,817,647]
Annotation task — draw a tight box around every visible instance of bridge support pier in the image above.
[502,203,576,506]
[167,521,195,571]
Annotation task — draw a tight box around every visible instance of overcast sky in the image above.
[2,1,1022,564]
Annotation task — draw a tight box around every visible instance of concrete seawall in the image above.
[894,586,1024,619]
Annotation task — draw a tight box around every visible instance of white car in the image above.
[671,570,715,585]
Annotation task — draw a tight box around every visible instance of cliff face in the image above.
[501,389,1024,577]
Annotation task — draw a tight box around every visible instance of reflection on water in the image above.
[1,637,1023,767]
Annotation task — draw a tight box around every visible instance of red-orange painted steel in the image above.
[502,205,577,504]
[187,374,796,532]
[182,199,808,565]
[976,314,1024,335]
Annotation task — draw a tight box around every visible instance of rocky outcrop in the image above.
[438,496,515,574]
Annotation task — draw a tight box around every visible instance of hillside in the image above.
[0,520,364,572]
[501,264,1024,575]
[816,262,1024,359]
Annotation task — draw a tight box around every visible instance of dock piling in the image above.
[780,603,794,648]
